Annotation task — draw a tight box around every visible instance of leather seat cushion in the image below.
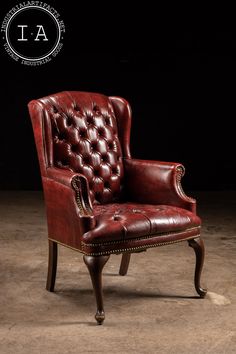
[82,203,201,244]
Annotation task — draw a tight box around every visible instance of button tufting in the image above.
[83,156,90,164]
[91,142,97,151]
[101,154,108,162]
[79,130,86,138]
[49,92,124,205]
[93,105,100,114]
[74,105,80,112]
[52,105,58,113]
[104,181,110,189]
[108,142,114,150]
[67,117,73,126]
[105,117,110,125]
[98,128,104,137]
[112,167,118,174]
[86,117,94,125]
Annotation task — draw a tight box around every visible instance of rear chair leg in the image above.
[83,255,110,325]
[188,238,207,298]
[119,253,131,276]
[46,240,58,292]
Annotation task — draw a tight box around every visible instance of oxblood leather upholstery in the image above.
[28,91,206,324]
[28,91,200,254]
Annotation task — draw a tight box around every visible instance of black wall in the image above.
[0,3,235,191]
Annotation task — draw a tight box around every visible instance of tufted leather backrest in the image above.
[34,91,126,204]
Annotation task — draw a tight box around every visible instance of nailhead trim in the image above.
[71,176,92,216]
[83,235,200,256]
[48,234,200,256]
[71,176,84,213]
[176,166,195,203]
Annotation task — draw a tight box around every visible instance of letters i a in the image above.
[17,25,48,41]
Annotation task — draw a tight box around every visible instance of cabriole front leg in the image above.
[46,240,58,292]
[83,255,110,325]
[188,238,207,298]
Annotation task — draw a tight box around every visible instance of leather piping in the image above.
[83,226,200,246]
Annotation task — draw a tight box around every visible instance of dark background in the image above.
[0,2,235,191]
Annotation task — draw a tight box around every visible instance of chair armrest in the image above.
[42,168,95,248]
[47,167,93,215]
[124,158,196,213]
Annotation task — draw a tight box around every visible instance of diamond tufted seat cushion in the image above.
[82,203,201,255]
[84,203,201,242]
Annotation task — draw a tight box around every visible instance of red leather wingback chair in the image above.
[28,91,206,324]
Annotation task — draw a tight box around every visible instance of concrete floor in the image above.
[0,191,236,354]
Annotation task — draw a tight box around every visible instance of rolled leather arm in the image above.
[47,167,93,215]
[43,168,95,245]
[124,158,196,213]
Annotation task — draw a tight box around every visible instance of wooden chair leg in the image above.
[119,253,131,276]
[46,240,58,292]
[188,238,207,298]
[83,255,110,325]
